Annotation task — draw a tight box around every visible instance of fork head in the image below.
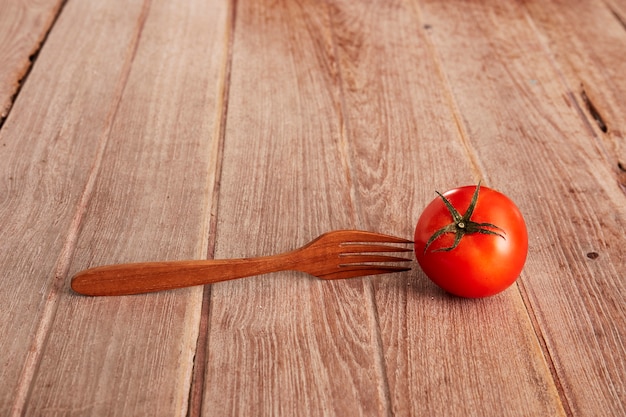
[295,230,413,280]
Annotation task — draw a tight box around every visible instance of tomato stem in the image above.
[424,182,506,253]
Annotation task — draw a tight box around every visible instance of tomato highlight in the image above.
[414,183,528,298]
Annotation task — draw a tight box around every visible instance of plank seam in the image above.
[516,280,573,417]
[403,0,485,185]
[366,279,394,417]
[10,1,153,414]
[187,0,238,415]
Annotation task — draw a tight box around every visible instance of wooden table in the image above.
[1,0,625,416]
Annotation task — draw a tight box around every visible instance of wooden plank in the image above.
[0,0,63,119]
[0,0,152,414]
[200,0,393,415]
[328,0,566,415]
[20,0,231,415]
[415,0,626,415]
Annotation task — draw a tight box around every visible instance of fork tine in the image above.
[321,264,411,280]
[339,254,412,264]
[340,243,413,253]
[337,230,413,244]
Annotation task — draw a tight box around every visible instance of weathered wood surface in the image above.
[1,0,155,413]
[0,0,64,119]
[0,0,624,416]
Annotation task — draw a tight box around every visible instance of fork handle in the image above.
[71,254,296,296]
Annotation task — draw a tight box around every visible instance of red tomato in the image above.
[414,183,528,298]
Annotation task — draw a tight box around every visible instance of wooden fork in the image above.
[71,230,413,296]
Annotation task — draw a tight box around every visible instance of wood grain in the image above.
[8,0,231,415]
[328,0,566,415]
[416,0,626,415]
[0,0,63,119]
[1,0,624,415]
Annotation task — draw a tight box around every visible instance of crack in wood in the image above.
[580,87,608,133]
[618,162,626,193]
[609,7,626,31]
[578,86,626,193]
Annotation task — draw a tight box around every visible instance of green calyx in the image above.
[424,182,506,253]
